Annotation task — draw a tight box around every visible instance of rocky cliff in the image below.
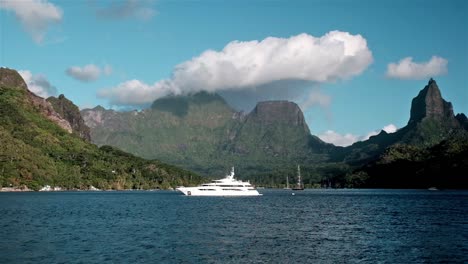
[47,94,91,141]
[333,78,467,163]
[0,68,72,133]
[246,101,310,133]
[408,78,459,127]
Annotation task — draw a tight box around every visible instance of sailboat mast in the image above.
[297,165,302,188]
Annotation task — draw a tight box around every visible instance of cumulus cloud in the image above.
[66,64,112,82]
[319,123,398,147]
[18,70,57,98]
[99,31,373,106]
[98,79,170,106]
[386,56,448,80]
[318,130,359,147]
[0,0,62,43]
[96,0,155,21]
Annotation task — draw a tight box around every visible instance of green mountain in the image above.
[82,92,238,176]
[333,79,466,164]
[0,68,204,190]
[82,94,332,178]
[341,131,468,188]
[82,78,467,188]
[336,79,468,188]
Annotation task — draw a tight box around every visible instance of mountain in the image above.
[334,79,466,164]
[47,94,91,141]
[82,94,332,177]
[82,91,237,175]
[82,78,466,187]
[220,101,331,175]
[336,79,468,188]
[0,67,203,190]
[340,131,468,188]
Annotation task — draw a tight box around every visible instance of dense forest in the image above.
[0,68,205,190]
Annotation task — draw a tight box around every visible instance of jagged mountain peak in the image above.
[408,78,456,125]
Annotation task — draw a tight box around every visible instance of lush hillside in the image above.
[0,68,204,190]
[340,131,468,188]
[331,79,468,188]
[82,93,333,178]
[332,79,466,164]
[82,92,238,176]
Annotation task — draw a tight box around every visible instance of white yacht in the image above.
[176,167,262,196]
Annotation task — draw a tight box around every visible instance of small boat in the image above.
[292,165,304,191]
[428,187,439,191]
[176,167,262,196]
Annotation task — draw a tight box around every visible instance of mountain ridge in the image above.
[83,78,467,184]
[82,93,330,177]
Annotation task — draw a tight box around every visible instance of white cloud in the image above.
[98,79,171,106]
[18,70,57,98]
[99,31,373,105]
[318,130,359,147]
[96,0,156,21]
[66,64,112,82]
[319,123,398,147]
[386,56,448,80]
[383,124,397,133]
[0,0,63,43]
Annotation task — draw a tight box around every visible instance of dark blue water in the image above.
[1,189,467,263]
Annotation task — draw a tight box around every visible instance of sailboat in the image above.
[284,175,291,190]
[292,165,304,190]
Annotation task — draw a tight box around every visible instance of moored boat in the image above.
[176,167,262,196]
[292,165,304,190]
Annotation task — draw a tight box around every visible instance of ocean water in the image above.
[0,189,467,264]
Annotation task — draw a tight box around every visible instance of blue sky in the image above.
[1,0,467,146]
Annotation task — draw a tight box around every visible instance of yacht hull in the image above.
[176,187,262,196]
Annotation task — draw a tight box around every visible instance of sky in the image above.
[1,0,467,146]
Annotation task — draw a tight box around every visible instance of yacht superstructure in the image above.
[176,167,262,196]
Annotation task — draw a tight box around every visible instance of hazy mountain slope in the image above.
[83,94,333,177]
[82,92,237,175]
